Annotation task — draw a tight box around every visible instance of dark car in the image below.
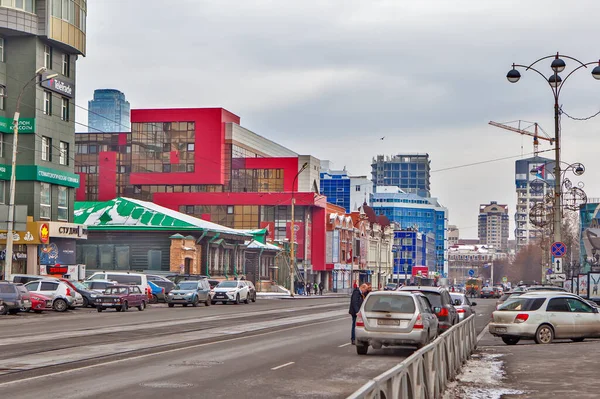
[167,280,211,307]
[59,278,98,308]
[0,281,31,314]
[242,280,257,302]
[95,285,147,312]
[166,274,210,285]
[480,287,495,299]
[399,286,458,333]
[146,274,176,294]
[384,283,398,291]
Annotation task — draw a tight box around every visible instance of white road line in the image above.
[477,322,490,342]
[338,343,351,348]
[271,362,295,370]
[0,317,345,388]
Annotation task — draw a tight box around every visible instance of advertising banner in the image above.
[39,238,76,265]
[589,273,600,300]
[578,274,588,298]
[286,221,305,259]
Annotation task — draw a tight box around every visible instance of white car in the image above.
[211,280,250,304]
[24,280,79,312]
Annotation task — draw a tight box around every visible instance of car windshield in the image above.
[364,295,415,313]
[177,282,199,290]
[450,294,464,304]
[420,292,441,308]
[499,293,512,301]
[498,297,546,311]
[72,281,87,290]
[217,281,237,288]
[105,287,128,295]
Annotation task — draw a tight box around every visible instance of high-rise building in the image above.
[448,225,459,247]
[371,154,431,197]
[88,89,131,133]
[320,161,372,212]
[478,201,509,252]
[0,1,88,276]
[515,156,555,251]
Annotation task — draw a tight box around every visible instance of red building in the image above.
[75,108,327,282]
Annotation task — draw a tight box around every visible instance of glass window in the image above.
[40,282,58,291]
[43,91,52,115]
[41,136,51,161]
[62,0,68,20]
[24,0,33,12]
[44,45,52,69]
[566,298,594,313]
[40,183,51,219]
[0,85,4,110]
[52,0,62,18]
[0,38,4,63]
[364,295,416,313]
[187,143,194,151]
[61,98,69,121]
[58,186,68,220]
[61,54,70,76]
[0,181,4,204]
[546,298,570,312]
[59,141,69,165]
[500,297,546,311]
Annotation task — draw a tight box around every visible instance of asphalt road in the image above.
[0,296,498,399]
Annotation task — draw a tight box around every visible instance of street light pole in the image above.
[4,68,57,281]
[289,162,308,297]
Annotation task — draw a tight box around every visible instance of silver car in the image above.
[489,292,600,345]
[24,279,79,312]
[355,291,439,354]
[450,293,476,322]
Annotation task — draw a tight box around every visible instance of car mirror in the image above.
[453,299,461,306]
[433,307,441,314]
[471,302,477,307]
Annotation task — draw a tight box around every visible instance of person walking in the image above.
[299,281,304,296]
[306,282,311,296]
[349,284,367,345]
[313,282,318,295]
[318,282,324,296]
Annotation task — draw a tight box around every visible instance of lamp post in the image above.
[289,162,308,297]
[4,68,57,281]
[506,53,600,246]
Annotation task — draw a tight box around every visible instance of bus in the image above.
[465,278,483,296]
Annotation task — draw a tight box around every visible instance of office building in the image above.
[320,161,372,212]
[371,153,431,197]
[478,201,509,251]
[448,225,459,247]
[392,229,436,281]
[88,89,131,133]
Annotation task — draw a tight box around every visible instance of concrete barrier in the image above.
[347,314,477,399]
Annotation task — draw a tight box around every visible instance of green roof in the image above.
[74,197,251,237]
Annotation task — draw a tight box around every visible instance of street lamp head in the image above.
[506,68,521,83]
[574,164,585,175]
[551,57,566,73]
[548,74,562,88]
[530,167,538,176]
[592,64,600,80]
[35,67,47,75]
[45,73,58,80]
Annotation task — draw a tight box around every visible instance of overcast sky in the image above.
[76,0,600,239]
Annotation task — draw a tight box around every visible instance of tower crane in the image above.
[488,120,554,156]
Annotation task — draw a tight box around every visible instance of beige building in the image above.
[478,202,509,252]
[448,225,459,247]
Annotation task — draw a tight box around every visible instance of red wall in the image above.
[76,173,86,201]
[152,192,325,209]
[311,207,327,271]
[243,157,299,191]
[98,151,117,201]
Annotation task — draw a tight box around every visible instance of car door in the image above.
[566,298,600,337]
[24,281,40,294]
[545,297,574,338]
[198,281,210,301]
[238,282,248,299]
[39,282,59,299]
[132,287,143,305]
[417,296,437,339]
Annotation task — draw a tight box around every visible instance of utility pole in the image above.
[289,162,308,297]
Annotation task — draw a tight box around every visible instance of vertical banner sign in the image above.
[286,222,305,259]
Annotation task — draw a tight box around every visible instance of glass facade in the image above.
[371,154,431,197]
[88,89,131,133]
[393,231,436,275]
[320,170,350,212]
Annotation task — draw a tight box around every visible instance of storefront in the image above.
[39,222,88,280]
[0,221,46,277]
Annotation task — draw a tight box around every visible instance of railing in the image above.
[347,314,477,399]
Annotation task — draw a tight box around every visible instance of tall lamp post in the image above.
[289,162,308,297]
[4,68,57,281]
[506,53,600,246]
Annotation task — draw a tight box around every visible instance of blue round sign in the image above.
[468,269,475,277]
[551,242,566,258]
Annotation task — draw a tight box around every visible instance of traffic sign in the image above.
[551,241,567,258]
[468,269,475,277]
[548,273,566,282]
[502,276,508,283]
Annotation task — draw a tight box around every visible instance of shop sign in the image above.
[49,222,88,239]
[0,116,35,134]
[0,165,80,188]
[40,223,50,243]
[0,250,27,260]
[40,73,75,98]
[0,222,45,244]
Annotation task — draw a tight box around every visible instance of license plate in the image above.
[495,327,507,333]
[377,319,400,326]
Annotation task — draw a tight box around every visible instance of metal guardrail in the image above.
[347,314,477,399]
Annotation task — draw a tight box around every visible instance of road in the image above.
[0,296,497,398]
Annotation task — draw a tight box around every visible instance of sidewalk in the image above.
[444,328,600,398]
[256,292,350,299]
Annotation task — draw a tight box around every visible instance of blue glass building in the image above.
[392,230,436,279]
[320,168,350,212]
[88,89,131,133]
[371,154,431,198]
[371,186,448,274]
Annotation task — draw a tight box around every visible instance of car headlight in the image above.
[168,292,174,296]
[186,292,193,296]
[91,294,97,298]
[227,290,236,294]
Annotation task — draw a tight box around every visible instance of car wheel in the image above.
[534,324,554,344]
[0,304,7,315]
[501,336,520,345]
[168,303,175,308]
[121,301,128,312]
[149,294,158,304]
[138,301,146,311]
[53,299,68,312]
[244,295,249,304]
[252,294,256,303]
[97,307,103,313]
[192,297,199,307]
[356,342,368,355]
[235,294,240,305]
[205,299,210,307]
[82,297,89,308]
[571,337,585,342]
[211,301,216,305]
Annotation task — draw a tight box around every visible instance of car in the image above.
[86,272,148,295]
[57,278,98,308]
[24,279,77,312]
[82,279,117,294]
[147,281,166,303]
[480,286,495,298]
[28,293,53,313]
[10,274,45,285]
[94,285,147,312]
[496,292,514,310]
[167,279,211,307]
[492,286,504,298]
[398,286,458,333]
[450,292,476,322]
[146,274,176,294]
[384,283,398,291]
[489,292,600,345]
[354,291,439,354]
[0,281,32,315]
[242,280,257,302]
[212,280,250,304]
[166,274,210,285]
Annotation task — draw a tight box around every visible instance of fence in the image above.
[347,314,477,399]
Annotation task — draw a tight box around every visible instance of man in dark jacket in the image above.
[349,284,367,345]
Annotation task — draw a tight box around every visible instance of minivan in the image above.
[87,272,148,294]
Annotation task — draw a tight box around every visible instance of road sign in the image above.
[551,241,567,258]
[468,269,475,277]
[554,259,562,273]
[502,276,508,283]
[548,273,566,282]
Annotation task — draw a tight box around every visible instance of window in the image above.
[40,183,51,219]
[61,53,70,76]
[43,91,52,115]
[0,85,4,110]
[162,164,171,173]
[59,141,69,165]
[0,181,4,204]
[41,136,51,161]
[40,282,58,291]
[61,98,69,121]
[58,186,68,221]
[0,37,4,62]
[186,164,195,173]
[44,45,52,69]
[187,143,195,151]
[546,298,571,312]
[566,298,594,313]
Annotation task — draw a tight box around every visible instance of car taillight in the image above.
[413,314,424,329]
[161,287,165,293]
[66,287,71,297]
[514,313,529,323]
[356,312,365,327]
[437,307,449,317]
[456,308,465,313]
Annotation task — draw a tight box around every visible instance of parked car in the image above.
[11,274,44,285]
[166,274,209,285]
[480,287,495,298]
[243,280,257,302]
[0,300,5,315]
[450,293,476,322]
[28,293,53,313]
[146,274,176,294]
[82,280,117,294]
[212,280,250,304]
[0,281,31,314]
[24,279,78,312]
[489,292,600,345]
[399,286,458,333]
[57,278,98,308]
[95,285,147,312]
[167,280,211,307]
[384,283,398,291]
[354,291,439,354]
[147,281,166,303]
[86,272,148,295]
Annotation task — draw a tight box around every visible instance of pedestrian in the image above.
[349,284,368,345]
[299,281,305,296]
[306,282,311,296]
[314,282,318,295]
[318,281,324,296]
[353,281,358,289]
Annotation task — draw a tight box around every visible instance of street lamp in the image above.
[506,53,600,246]
[289,162,308,297]
[4,68,58,281]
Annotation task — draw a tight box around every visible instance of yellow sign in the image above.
[0,222,46,245]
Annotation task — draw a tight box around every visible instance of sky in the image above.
[75,0,600,239]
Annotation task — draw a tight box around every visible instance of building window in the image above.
[61,54,70,77]
[42,136,51,161]
[61,97,69,121]
[43,91,52,115]
[59,141,68,165]
[0,85,4,110]
[355,185,360,191]
[0,37,4,62]
[162,164,171,173]
[58,186,68,221]
[0,181,4,204]
[187,143,195,151]
[186,164,195,173]
[44,45,52,69]
[40,183,51,219]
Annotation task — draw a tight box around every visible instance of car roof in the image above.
[399,286,445,293]
[366,290,416,297]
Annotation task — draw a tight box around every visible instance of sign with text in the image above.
[40,73,75,98]
[0,116,35,134]
[49,222,88,239]
[0,221,46,244]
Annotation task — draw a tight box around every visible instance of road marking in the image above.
[0,317,345,387]
[271,361,295,370]
[477,322,490,342]
[338,343,351,348]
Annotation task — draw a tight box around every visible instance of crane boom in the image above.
[488,121,554,156]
